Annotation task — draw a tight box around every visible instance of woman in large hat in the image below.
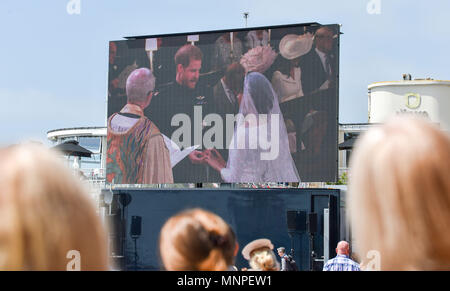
[271,33,313,103]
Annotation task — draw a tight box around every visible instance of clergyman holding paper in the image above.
[106,68,173,184]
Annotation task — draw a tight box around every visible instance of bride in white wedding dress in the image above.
[205,72,300,183]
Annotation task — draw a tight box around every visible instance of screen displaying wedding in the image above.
[106,23,339,184]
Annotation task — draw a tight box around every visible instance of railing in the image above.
[79,168,106,180]
[77,168,346,190]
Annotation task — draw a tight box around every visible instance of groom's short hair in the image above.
[174,44,203,68]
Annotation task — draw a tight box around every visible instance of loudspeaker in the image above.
[286,210,306,232]
[308,213,317,234]
[130,216,142,237]
[119,193,132,207]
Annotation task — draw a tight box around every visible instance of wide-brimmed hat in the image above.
[279,33,313,60]
[242,239,274,260]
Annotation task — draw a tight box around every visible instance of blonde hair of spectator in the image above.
[248,247,280,271]
[0,144,109,271]
[159,208,237,271]
[348,116,450,270]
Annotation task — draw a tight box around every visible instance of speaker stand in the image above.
[132,236,139,271]
[308,233,315,271]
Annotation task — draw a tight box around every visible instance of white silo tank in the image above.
[368,79,450,131]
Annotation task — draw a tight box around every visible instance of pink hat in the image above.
[240,46,277,74]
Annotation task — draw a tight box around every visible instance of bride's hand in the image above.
[210,149,226,168]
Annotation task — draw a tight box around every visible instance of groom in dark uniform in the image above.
[145,44,212,183]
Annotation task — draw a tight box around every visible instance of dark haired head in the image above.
[224,63,246,95]
[273,55,300,77]
[174,44,203,68]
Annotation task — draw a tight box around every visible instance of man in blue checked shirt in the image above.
[323,241,360,271]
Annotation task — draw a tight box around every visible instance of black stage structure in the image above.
[102,188,341,271]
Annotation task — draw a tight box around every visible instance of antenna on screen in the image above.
[243,12,249,28]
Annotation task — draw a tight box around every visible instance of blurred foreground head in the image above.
[159,208,237,271]
[349,117,450,270]
[0,144,109,270]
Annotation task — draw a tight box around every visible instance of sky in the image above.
[1,0,450,145]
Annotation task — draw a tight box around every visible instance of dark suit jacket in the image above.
[211,80,239,165]
[212,80,239,117]
[299,48,337,96]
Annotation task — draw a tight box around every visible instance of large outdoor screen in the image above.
[107,23,339,184]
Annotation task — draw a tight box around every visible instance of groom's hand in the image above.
[188,150,206,165]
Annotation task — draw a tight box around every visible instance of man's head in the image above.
[175,44,203,89]
[277,247,286,257]
[223,62,246,96]
[126,68,155,109]
[256,30,264,41]
[223,32,238,42]
[315,27,334,54]
[336,241,350,256]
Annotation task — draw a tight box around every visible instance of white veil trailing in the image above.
[221,72,300,183]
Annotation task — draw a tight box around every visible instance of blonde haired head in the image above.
[0,144,109,270]
[349,117,450,270]
[248,247,279,271]
[159,208,237,271]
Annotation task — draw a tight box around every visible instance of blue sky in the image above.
[1,0,449,145]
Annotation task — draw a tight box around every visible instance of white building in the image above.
[338,76,450,177]
[368,78,450,131]
[47,127,107,197]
